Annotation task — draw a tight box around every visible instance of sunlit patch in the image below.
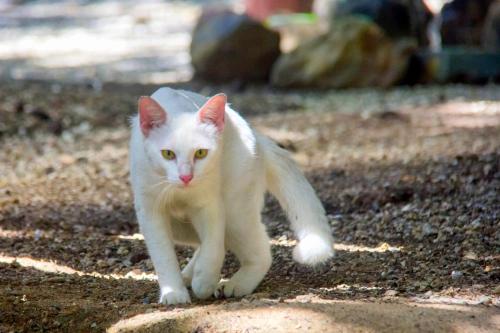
[0,255,156,281]
[107,298,494,333]
[334,242,402,253]
[0,227,25,238]
[108,304,338,333]
[119,234,402,254]
[117,233,144,241]
[412,294,500,306]
[320,284,384,292]
[420,101,500,129]
[270,238,402,253]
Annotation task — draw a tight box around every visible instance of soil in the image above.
[0,81,499,332]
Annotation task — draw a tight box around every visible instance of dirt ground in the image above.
[0,81,499,332]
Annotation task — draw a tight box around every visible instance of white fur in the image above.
[129,87,334,305]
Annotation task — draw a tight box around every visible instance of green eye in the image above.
[161,150,176,160]
[194,149,208,159]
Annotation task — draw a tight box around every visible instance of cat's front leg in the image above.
[136,205,190,305]
[189,202,225,299]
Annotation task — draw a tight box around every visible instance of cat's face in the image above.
[139,94,226,187]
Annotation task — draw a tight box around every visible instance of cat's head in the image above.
[138,93,226,187]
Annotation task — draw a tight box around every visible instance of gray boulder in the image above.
[440,0,494,47]
[483,0,500,51]
[330,0,432,46]
[271,17,416,88]
[190,9,281,82]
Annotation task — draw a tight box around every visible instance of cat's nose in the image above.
[179,174,193,185]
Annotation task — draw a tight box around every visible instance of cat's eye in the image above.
[194,149,208,159]
[161,149,176,160]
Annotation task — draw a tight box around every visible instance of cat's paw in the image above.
[159,287,191,305]
[215,278,254,298]
[191,274,218,300]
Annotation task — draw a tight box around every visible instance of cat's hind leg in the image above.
[216,208,272,298]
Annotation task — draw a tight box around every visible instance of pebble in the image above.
[122,259,132,267]
[478,296,491,305]
[421,223,435,236]
[451,271,463,280]
[295,294,314,303]
[107,258,118,266]
[59,154,76,165]
[34,229,42,241]
[96,259,107,268]
[117,246,129,255]
[384,290,398,297]
[470,219,482,230]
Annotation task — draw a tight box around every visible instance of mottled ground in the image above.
[0,81,499,332]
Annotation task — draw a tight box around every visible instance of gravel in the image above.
[0,80,499,332]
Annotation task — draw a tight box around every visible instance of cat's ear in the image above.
[198,93,226,132]
[138,96,167,136]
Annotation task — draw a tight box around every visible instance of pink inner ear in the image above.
[139,96,167,136]
[199,93,226,132]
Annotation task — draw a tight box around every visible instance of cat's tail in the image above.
[259,135,334,266]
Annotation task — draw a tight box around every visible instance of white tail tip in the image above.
[293,234,334,266]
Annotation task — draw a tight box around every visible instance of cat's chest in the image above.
[164,190,204,223]
[168,204,192,223]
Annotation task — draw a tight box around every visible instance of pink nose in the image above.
[179,174,193,184]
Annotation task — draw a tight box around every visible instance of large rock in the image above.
[330,0,432,46]
[440,0,494,46]
[482,0,500,51]
[271,17,416,88]
[190,9,281,82]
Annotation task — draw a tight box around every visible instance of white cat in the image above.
[129,87,333,305]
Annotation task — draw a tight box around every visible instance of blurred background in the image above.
[1,1,499,332]
[0,0,498,86]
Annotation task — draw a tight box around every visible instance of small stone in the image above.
[96,259,107,268]
[107,258,118,266]
[402,204,412,212]
[384,289,398,297]
[451,271,463,280]
[478,296,491,305]
[122,259,132,267]
[142,297,150,304]
[90,322,97,329]
[463,251,478,260]
[34,229,42,241]
[295,294,314,303]
[470,219,481,230]
[117,246,129,255]
[59,154,76,165]
[421,223,436,236]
